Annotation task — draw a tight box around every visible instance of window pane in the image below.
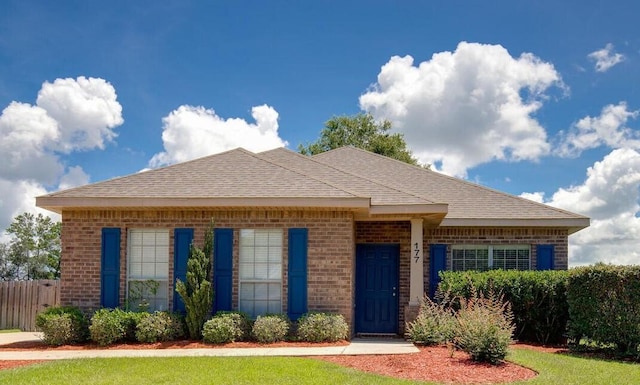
[240,247,254,263]
[240,283,254,299]
[254,263,269,280]
[239,263,254,279]
[254,283,269,300]
[142,232,156,245]
[239,300,253,315]
[269,232,282,246]
[268,301,281,314]
[254,247,269,262]
[129,264,142,279]
[238,229,283,318]
[127,229,169,311]
[268,264,281,280]
[254,301,269,316]
[268,283,281,300]
[156,248,169,263]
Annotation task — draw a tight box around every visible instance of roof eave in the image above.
[440,217,590,234]
[35,196,372,214]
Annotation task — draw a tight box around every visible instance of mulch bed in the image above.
[316,345,539,384]
[0,340,563,384]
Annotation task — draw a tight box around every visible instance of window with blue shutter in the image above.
[213,228,233,313]
[101,228,121,308]
[173,228,194,312]
[288,228,308,320]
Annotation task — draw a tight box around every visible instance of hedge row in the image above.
[36,308,349,346]
[439,269,569,344]
[567,264,640,352]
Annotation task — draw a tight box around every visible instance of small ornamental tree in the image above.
[175,220,214,339]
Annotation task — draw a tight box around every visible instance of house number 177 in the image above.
[414,242,421,263]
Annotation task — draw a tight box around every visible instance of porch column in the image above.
[409,218,424,306]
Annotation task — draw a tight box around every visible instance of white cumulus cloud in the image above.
[360,42,564,177]
[557,102,640,157]
[519,192,545,203]
[149,104,287,167]
[0,77,123,234]
[588,43,625,72]
[529,148,640,266]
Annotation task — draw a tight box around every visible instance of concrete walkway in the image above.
[0,332,418,360]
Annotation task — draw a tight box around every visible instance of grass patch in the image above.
[0,329,21,333]
[1,350,639,384]
[0,357,422,385]
[507,348,640,385]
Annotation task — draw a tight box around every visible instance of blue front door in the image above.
[355,244,399,334]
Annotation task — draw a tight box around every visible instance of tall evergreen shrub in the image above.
[175,220,214,339]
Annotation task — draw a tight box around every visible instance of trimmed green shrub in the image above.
[35,306,88,345]
[252,314,290,343]
[202,312,251,344]
[406,296,456,345]
[453,290,515,364]
[202,317,237,344]
[135,311,184,343]
[297,312,349,342]
[439,269,569,344]
[89,308,143,346]
[567,264,640,353]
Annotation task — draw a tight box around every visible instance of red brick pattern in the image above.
[355,222,569,333]
[60,210,569,335]
[60,209,355,328]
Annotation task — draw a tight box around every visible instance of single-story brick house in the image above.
[36,146,589,335]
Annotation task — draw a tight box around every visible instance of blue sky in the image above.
[1,1,639,266]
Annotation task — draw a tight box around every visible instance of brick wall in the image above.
[60,209,570,335]
[60,209,355,328]
[355,222,569,333]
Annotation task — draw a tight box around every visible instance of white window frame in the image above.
[127,228,170,311]
[238,229,283,318]
[452,245,531,271]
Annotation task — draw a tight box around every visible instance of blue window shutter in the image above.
[429,244,447,298]
[101,228,121,308]
[288,228,308,320]
[213,228,233,313]
[173,228,194,313]
[536,245,555,270]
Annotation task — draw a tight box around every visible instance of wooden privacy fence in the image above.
[0,280,60,331]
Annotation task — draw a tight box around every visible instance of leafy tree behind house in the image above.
[298,112,419,165]
[1,213,61,280]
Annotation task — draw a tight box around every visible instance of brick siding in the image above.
[60,209,355,328]
[60,209,570,335]
[356,222,569,333]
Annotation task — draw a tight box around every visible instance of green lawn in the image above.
[507,349,640,385]
[1,349,639,385]
[0,329,20,333]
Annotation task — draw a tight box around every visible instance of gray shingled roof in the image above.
[312,147,585,220]
[42,148,358,199]
[36,146,589,232]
